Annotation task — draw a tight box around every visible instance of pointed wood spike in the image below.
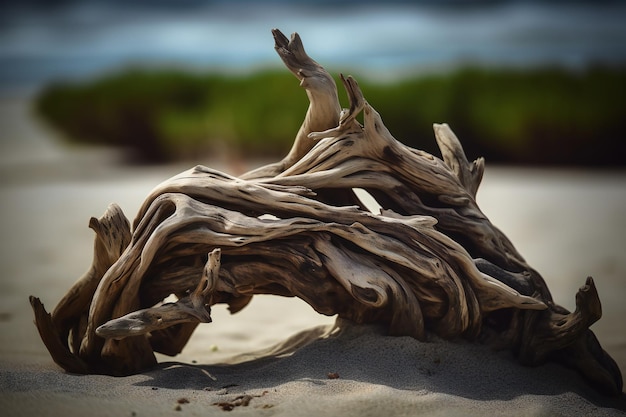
[433,123,484,198]
[95,250,221,340]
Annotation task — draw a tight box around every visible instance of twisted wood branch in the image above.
[31,29,622,395]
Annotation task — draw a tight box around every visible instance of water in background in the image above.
[1,0,626,93]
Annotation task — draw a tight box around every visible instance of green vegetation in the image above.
[36,66,626,165]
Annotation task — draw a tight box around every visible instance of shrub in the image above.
[36,66,626,166]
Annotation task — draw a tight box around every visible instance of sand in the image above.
[0,96,625,416]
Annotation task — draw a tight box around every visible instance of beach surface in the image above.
[1,96,625,415]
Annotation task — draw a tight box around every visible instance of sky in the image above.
[1,0,625,92]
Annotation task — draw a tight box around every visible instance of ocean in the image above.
[1,1,626,92]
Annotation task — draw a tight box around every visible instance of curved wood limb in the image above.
[433,123,484,199]
[516,277,622,395]
[95,249,220,340]
[52,204,131,352]
[241,29,341,179]
[29,296,90,374]
[308,74,365,141]
[29,204,131,373]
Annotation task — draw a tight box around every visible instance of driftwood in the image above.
[30,29,622,396]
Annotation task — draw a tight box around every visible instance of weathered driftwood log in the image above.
[30,29,622,395]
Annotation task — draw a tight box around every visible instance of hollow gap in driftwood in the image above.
[153,295,337,363]
[353,188,382,214]
[162,294,179,304]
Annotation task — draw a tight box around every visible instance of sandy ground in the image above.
[0,96,625,415]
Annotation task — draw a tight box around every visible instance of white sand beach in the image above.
[0,96,625,415]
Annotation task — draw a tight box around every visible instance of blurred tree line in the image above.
[36,66,626,166]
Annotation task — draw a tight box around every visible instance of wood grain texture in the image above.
[31,29,622,395]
